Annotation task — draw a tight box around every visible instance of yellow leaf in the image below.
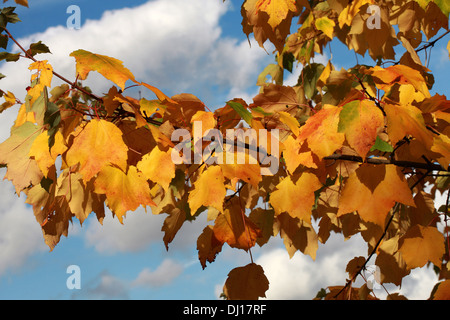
[65,119,128,182]
[188,165,226,215]
[70,49,135,91]
[94,165,155,223]
[191,110,216,136]
[338,0,372,28]
[337,164,415,227]
[278,111,300,137]
[269,172,322,224]
[255,0,298,29]
[399,225,445,270]
[384,103,434,148]
[29,130,67,177]
[137,146,175,191]
[28,60,53,87]
[315,16,335,39]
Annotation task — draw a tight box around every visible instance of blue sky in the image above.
[0,0,449,300]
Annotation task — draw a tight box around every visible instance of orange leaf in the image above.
[298,105,345,159]
[431,280,450,300]
[337,164,415,227]
[399,225,445,270]
[370,65,431,98]
[94,165,155,223]
[213,198,261,251]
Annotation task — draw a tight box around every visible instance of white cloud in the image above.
[83,207,166,254]
[132,258,183,288]
[0,173,47,276]
[0,0,269,107]
[253,233,367,299]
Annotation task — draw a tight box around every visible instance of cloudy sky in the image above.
[0,0,449,300]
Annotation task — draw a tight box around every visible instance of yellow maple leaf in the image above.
[94,165,156,223]
[65,119,128,182]
[188,165,226,216]
[269,172,322,224]
[255,0,298,29]
[137,146,175,191]
[29,130,67,177]
[315,16,335,39]
[28,60,53,87]
[70,49,135,91]
[337,164,415,227]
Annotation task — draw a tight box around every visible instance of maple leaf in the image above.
[338,99,385,159]
[0,121,43,193]
[56,169,105,225]
[162,207,185,250]
[298,105,345,159]
[384,103,434,148]
[65,119,128,182]
[398,225,445,270]
[213,198,261,251]
[223,263,269,300]
[70,49,136,91]
[430,280,450,300]
[188,165,226,216]
[137,146,175,191]
[274,212,319,259]
[369,65,430,98]
[94,165,156,223]
[315,16,335,39]
[270,172,322,224]
[255,0,298,29]
[197,225,224,269]
[29,130,67,177]
[337,164,415,227]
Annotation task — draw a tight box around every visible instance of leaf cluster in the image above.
[1,0,450,300]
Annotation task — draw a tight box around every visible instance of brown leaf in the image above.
[223,263,269,300]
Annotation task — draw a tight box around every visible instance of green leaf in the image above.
[226,101,253,126]
[299,63,325,99]
[370,136,394,153]
[0,51,20,62]
[28,41,51,57]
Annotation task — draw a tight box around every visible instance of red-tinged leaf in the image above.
[298,105,345,159]
[338,99,385,159]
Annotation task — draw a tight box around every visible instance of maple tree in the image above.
[1,0,450,300]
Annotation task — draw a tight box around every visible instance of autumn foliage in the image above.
[1,0,450,300]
